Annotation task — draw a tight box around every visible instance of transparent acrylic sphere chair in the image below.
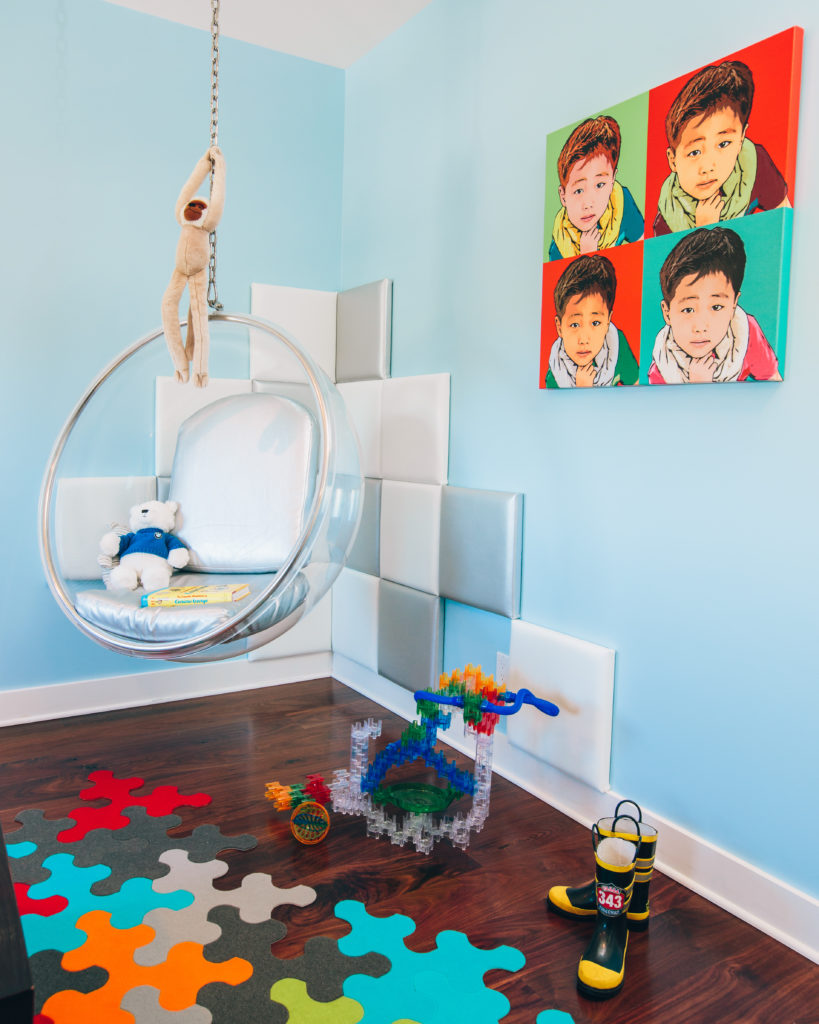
[39,313,363,662]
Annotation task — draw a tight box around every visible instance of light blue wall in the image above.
[342,0,819,897]
[1,0,344,687]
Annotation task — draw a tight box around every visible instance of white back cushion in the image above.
[170,393,317,573]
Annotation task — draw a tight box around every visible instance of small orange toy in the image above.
[265,773,332,844]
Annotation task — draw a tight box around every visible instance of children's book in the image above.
[141,583,251,607]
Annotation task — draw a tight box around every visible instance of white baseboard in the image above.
[0,653,332,727]
[332,654,819,965]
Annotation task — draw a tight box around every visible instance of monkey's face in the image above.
[184,198,208,223]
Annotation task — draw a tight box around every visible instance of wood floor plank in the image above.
[1,678,816,1023]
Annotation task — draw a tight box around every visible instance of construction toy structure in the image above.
[329,665,559,854]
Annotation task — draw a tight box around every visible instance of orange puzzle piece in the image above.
[42,910,251,1023]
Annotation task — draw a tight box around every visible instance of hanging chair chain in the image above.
[207,0,223,311]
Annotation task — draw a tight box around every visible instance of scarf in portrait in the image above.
[657,137,758,234]
[548,321,620,387]
[651,305,750,384]
[551,180,625,258]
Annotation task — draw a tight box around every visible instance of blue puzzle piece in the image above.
[336,899,525,1024]
[536,1012,575,1023]
[6,841,36,858]
[22,852,193,955]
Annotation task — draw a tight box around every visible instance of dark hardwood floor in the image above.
[2,678,816,1023]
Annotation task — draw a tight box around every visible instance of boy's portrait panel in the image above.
[645,27,803,239]
[540,242,644,390]
[543,93,649,263]
[639,208,792,385]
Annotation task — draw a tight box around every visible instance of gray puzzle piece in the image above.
[5,809,75,884]
[71,807,184,895]
[198,906,290,1024]
[29,949,108,1013]
[136,850,313,966]
[121,985,212,1023]
[70,806,258,896]
[198,905,390,1023]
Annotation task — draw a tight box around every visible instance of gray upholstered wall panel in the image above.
[439,487,523,618]
[377,580,443,692]
[336,279,392,382]
[346,478,381,576]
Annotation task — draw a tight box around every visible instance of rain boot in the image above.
[547,800,658,930]
[576,830,637,1000]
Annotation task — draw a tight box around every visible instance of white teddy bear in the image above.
[99,500,190,592]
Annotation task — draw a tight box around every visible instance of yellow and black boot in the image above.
[547,800,658,930]
[576,831,638,1000]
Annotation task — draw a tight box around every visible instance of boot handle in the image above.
[593,813,641,852]
[614,798,643,822]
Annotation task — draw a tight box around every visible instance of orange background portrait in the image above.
[644,27,803,237]
[539,242,644,388]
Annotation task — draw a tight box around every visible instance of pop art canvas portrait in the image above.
[539,27,802,390]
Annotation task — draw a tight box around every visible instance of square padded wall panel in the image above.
[381,374,450,484]
[55,476,157,580]
[248,589,332,661]
[506,620,615,792]
[250,283,337,383]
[331,568,380,672]
[439,486,522,617]
[155,376,251,477]
[378,580,443,693]
[346,478,381,577]
[337,380,383,478]
[336,279,392,382]
[380,481,441,595]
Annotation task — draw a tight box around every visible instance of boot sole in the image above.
[545,896,596,922]
[577,976,624,1001]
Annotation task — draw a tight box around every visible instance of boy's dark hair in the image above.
[557,116,621,186]
[660,227,746,304]
[554,254,617,319]
[665,61,754,150]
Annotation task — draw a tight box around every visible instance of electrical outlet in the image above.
[495,651,510,687]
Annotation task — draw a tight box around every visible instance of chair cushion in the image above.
[170,393,317,573]
[72,570,307,644]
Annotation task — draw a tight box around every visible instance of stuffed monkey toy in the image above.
[161,147,226,388]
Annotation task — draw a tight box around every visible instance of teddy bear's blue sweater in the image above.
[117,528,185,558]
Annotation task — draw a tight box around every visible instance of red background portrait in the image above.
[644,27,803,237]
[539,242,645,389]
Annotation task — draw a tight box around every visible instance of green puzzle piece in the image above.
[270,978,364,1023]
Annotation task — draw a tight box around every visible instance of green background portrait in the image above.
[543,92,649,262]
[638,208,793,383]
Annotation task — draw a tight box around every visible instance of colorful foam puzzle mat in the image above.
[5,770,574,1022]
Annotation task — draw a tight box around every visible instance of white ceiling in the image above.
[104,0,434,68]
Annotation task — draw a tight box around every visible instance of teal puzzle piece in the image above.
[22,852,193,955]
[336,899,525,1024]
[6,841,36,858]
[536,1012,575,1023]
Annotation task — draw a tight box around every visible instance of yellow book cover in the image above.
[141,583,251,607]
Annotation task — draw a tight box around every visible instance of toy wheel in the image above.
[290,801,330,844]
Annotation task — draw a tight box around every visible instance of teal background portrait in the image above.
[639,208,793,383]
[544,92,650,262]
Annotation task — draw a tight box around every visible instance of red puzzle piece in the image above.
[15,882,68,917]
[34,1016,55,1024]
[59,770,211,842]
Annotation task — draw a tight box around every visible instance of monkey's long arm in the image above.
[202,148,225,232]
[174,152,213,223]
